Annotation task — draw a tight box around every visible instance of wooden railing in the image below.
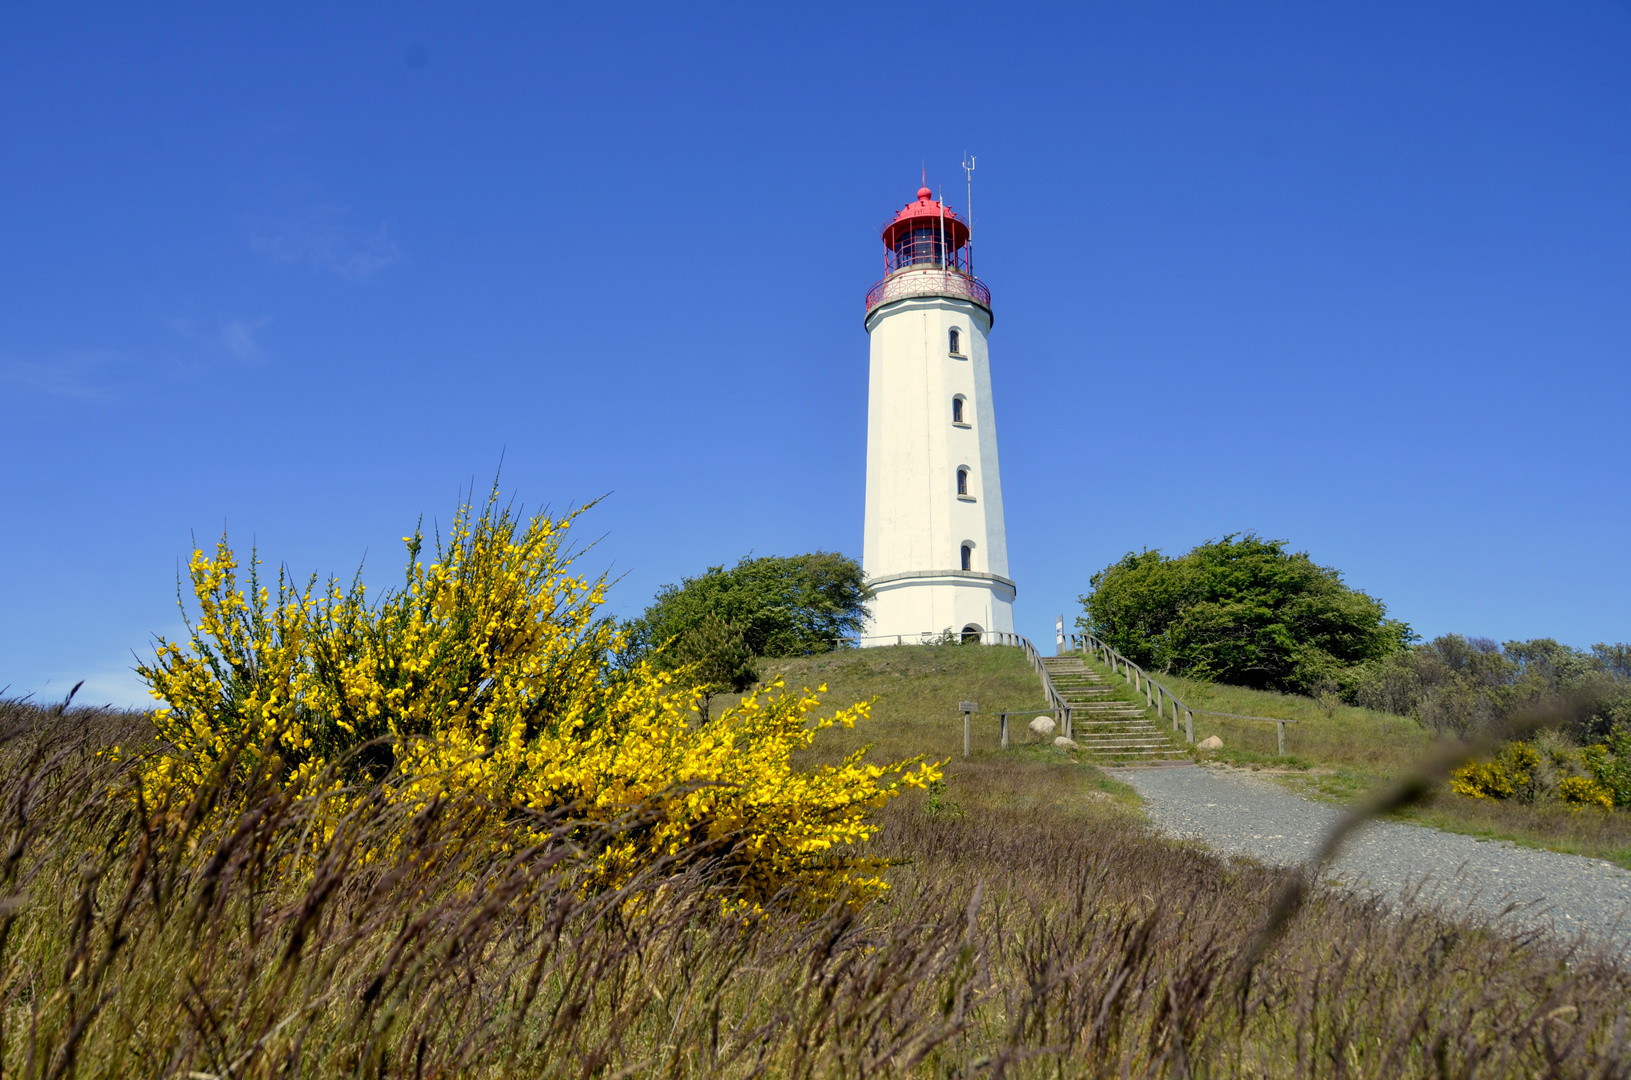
[1022,634,1069,714]
[1067,632,1299,755]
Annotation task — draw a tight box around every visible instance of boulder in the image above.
[1028,715,1056,737]
[1053,736,1080,751]
[1197,735,1224,750]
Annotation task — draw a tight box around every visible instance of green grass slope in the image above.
[761,643,1140,816]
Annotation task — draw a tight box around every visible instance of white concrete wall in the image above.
[861,284,1014,641]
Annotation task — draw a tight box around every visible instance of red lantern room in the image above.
[865,186,991,319]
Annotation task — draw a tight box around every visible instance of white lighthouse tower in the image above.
[861,185,1015,644]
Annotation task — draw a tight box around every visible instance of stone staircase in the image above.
[1042,655,1189,763]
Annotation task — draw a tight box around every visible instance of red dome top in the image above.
[881,185,969,249]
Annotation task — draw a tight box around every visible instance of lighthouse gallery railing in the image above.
[865,267,991,316]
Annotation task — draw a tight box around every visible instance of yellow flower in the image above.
[133,487,928,908]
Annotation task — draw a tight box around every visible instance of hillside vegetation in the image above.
[1076,533,1631,865]
[6,643,1631,1075]
[1080,654,1631,868]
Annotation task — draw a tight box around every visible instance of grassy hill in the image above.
[761,641,1139,818]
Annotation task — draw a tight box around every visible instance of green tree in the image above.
[621,551,872,667]
[670,611,759,721]
[1078,533,1412,694]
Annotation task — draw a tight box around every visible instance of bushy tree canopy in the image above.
[669,610,759,720]
[622,551,872,665]
[1078,533,1412,694]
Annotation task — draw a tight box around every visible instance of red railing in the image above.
[883,237,975,277]
[865,268,991,315]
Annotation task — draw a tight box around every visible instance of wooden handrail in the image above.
[1071,631,1194,745]
[1067,631,1299,755]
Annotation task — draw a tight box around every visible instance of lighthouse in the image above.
[861,185,1015,644]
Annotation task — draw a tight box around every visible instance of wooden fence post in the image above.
[1185,709,1194,745]
[1276,720,1287,757]
[961,701,977,758]
[1000,712,1009,750]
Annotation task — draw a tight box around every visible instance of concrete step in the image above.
[1074,728,1167,738]
[1044,655,1190,758]
[1079,742,1172,750]
[1080,740,1187,750]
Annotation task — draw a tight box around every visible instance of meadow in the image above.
[8,644,1629,1077]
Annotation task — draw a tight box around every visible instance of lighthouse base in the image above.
[861,571,1016,646]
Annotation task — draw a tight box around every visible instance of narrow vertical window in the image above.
[956,468,969,496]
[948,328,961,355]
[951,396,964,423]
[961,544,972,571]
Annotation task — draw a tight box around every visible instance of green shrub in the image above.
[1582,726,1631,807]
[1353,635,1631,738]
[1077,533,1411,694]
[622,551,871,664]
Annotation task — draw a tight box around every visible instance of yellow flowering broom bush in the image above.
[134,489,939,906]
[1449,737,1618,810]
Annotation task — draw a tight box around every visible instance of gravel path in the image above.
[1119,764,1631,955]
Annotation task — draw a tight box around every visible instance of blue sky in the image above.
[4,2,1628,707]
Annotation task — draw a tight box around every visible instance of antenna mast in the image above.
[961,153,976,275]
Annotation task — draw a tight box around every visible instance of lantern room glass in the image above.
[883,223,973,277]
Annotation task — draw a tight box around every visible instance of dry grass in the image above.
[5,659,1631,1077]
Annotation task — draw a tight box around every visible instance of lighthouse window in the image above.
[951,396,964,424]
[961,544,972,571]
[948,328,962,355]
[956,468,969,496]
